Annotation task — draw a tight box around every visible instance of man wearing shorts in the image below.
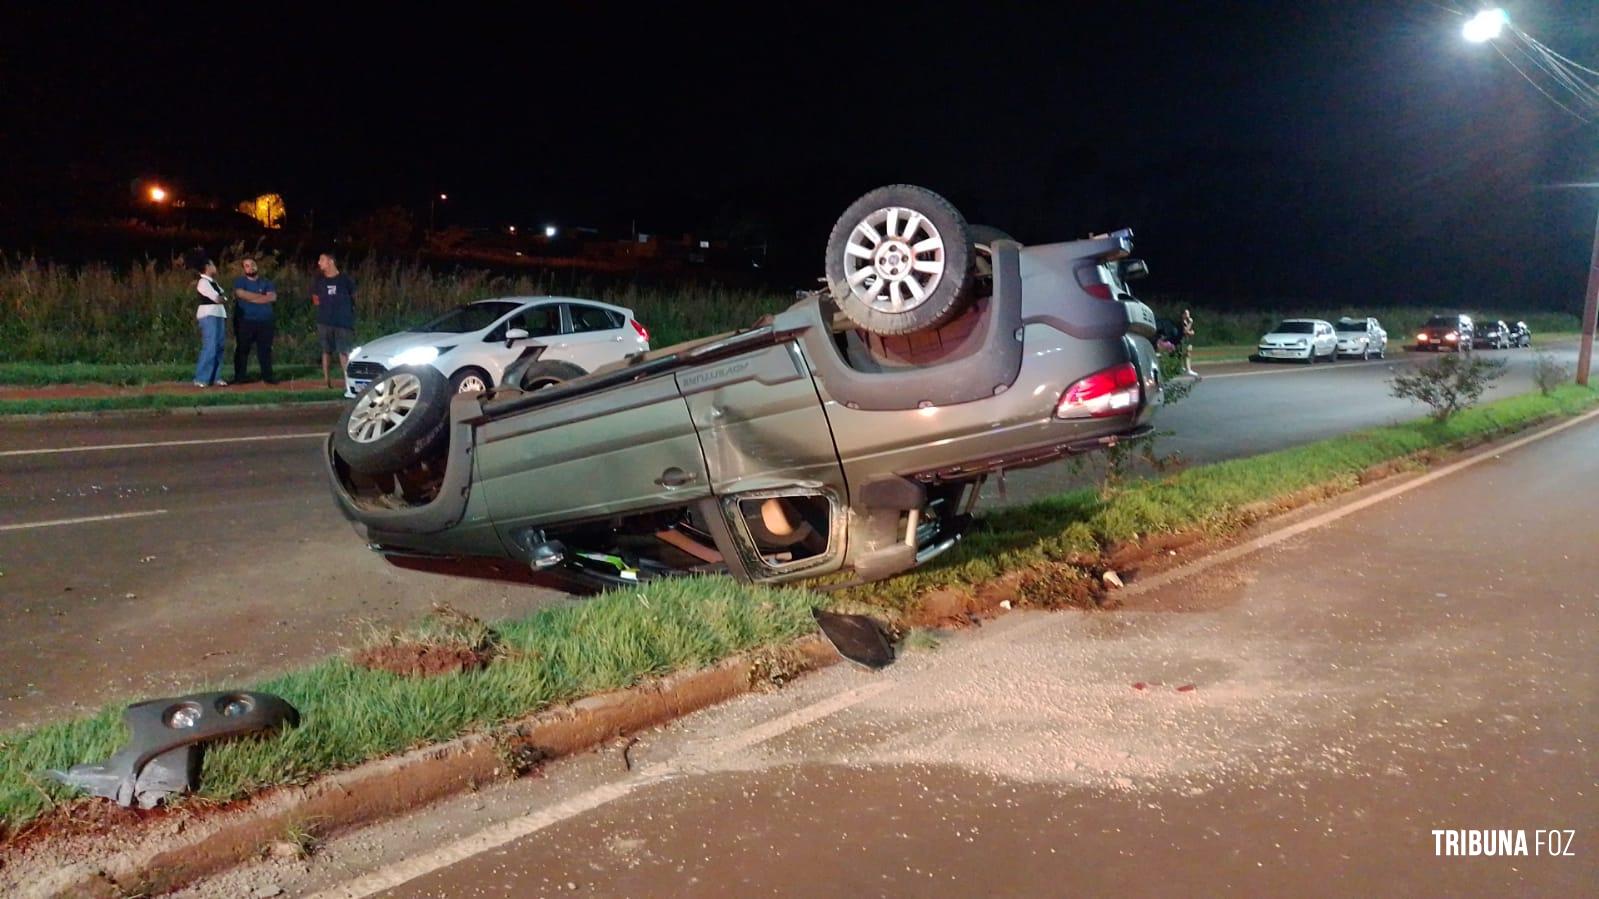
[311,251,357,388]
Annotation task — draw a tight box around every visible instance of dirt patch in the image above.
[350,605,501,677]
[352,642,495,677]
[1017,564,1103,610]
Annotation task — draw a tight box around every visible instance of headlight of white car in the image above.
[392,346,453,367]
[1293,338,1308,347]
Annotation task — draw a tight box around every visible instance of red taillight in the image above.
[1074,265,1114,300]
[631,319,650,342]
[1057,362,1141,419]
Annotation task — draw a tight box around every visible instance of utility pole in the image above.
[1578,205,1598,386]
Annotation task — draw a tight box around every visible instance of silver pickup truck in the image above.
[326,185,1162,590]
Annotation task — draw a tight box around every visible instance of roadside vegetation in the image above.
[2,381,1593,838]
[1,252,1578,368]
[1389,353,1507,422]
[0,389,343,417]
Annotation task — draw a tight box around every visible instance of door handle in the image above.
[654,467,698,488]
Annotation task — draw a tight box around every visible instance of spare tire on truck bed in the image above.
[333,366,452,477]
[824,184,975,336]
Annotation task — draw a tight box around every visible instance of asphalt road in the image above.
[188,406,1599,898]
[0,343,1580,727]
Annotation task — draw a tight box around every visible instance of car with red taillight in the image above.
[326,186,1161,591]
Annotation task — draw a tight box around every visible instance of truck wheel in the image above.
[825,184,974,336]
[506,359,587,391]
[333,366,452,476]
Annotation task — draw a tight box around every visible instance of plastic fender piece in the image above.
[48,691,299,809]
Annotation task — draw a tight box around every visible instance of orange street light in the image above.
[149,186,168,203]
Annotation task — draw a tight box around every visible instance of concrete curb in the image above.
[0,399,346,422]
[15,638,839,898]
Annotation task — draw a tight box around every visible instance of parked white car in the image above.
[1255,318,1337,363]
[1334,316,1387,359]
[344,297,649,398]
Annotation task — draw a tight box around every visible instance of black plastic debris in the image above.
[812,608,895,670]
[48,691,299,809]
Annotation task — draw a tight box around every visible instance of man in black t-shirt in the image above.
[311,252,357,388]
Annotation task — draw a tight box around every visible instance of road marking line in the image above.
[0,509,169,533]
[0,432,325,458]
[310,680,896,899]
[1119,406,1599,598]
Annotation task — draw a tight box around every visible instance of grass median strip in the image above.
[0,389,344,416]
[0,362,324,387]
[0,383,1594,838]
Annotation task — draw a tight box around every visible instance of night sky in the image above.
[3,1,1595,309]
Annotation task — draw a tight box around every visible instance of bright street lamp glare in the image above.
[148,186,167,202]
[1463,8,1508,43]
[439,193,448,201]
[544,225,558,238]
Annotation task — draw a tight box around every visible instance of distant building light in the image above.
[508,225,516,234]
[439,193,448,201]
[545,225,558,238]
[699,240,710,249]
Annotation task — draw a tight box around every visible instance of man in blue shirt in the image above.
[312,251,357,389]
[232,256,278,384]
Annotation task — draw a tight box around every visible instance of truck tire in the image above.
[825,185,974,336]
[333,366,452,476]
[505,359,588,391]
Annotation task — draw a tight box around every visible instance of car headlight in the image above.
[392,346,449,366]
[350,345,364,358]
[1293,338,1308,347]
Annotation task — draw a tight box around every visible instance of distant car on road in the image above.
[1415,314,1473,352]
[1510,321,1532,347]
[1475,319,1512,350]
[343,297,650,399]
[1256,318,1337,363]
[1334,317,1387,359]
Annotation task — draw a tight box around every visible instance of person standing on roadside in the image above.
[311,251,357,388]
[232,256,278,384]
[190,251,229,387]
[1181,308,1199,377]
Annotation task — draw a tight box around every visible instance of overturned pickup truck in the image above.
[327,185,1162,590]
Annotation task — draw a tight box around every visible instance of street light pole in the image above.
[1577,205,1598,386]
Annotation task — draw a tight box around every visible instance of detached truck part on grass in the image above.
[325,186,1163,590]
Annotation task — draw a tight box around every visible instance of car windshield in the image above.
[411,301,521,333]
[1335,322,1367,332]
[1424,316,1460,328]
[1272,321,1315,334]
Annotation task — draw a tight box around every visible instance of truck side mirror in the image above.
[1120,259,1150,280]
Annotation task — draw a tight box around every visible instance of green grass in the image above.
[0,362,324,387]
[0,579,818,836]
[0,389,344,417]
[0,383,1593,838]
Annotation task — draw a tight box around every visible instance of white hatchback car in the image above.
[1255,318,1337,363]
[344,297,649,398]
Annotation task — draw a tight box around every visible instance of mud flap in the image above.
[812,608,896,670]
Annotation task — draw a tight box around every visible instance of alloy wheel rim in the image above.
[841,206,946,314]
[347,373,421,443]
